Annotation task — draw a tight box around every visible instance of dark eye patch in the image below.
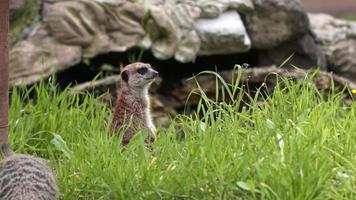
[121,70,129,82]
[137,67,148,75]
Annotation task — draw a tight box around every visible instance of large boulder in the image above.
[42,1,146,58]
[195,11,251,55]
[10,0,146,85]
[9,25,82,86]
[10,0,39,45]
[309,13,356,81]
[197,0,254,18]
[142,1,201,61]
[142,0,253,61]
[9,0,333,86]
[245,0,310,49]
[10,0,256,85]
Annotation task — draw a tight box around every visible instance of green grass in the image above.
[7,69,356,199]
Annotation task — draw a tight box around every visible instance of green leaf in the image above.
[51,133,73,159]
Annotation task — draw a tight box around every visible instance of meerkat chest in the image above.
[145,107,156,134]
[143,93,156,135]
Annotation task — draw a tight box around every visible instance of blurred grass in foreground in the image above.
[8,68,356,200]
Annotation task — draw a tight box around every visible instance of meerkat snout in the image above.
[111,62,158,145]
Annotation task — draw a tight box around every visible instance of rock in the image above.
[258,34,327,69]
[9,0,146,85]
[245,0,310,49]
[309,13,356,81]
[8,0,256,85]
[195,11,251,55]
[144,6,179,60]
[223,0,254,11]
[12,0,350,87]
[9,0,39,45]
[175,30,201,63]
[8,0,251,84]
[9,25,82,86]
[144,1,202,62]
[197,0,254,18]
[43,1,146,58]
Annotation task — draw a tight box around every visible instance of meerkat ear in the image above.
[121,70,129,82]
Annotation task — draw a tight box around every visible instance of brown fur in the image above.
[111,62,158,145]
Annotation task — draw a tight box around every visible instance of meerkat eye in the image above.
[121,70,129,82]
[137,67,148,75]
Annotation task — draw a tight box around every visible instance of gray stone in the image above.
[8,0,252,84]
[9,25,82,86]
[143,1,202,62]
[245,0,310,49]
[11,0,340,86]
[9,0,39,45]
[144,6,180,60]
[197,0,254,18]
[175,30,201,63]
[43,1,146,57]
[309,13,356,81]
[195,11,251,55]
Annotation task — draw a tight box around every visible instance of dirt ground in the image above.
[302,0,356,16]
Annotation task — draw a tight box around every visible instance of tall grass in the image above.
[8,69,356,199]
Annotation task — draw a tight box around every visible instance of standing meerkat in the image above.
[111,62,159,145]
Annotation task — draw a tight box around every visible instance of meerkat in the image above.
[0,153,59,200]
[111,62,159,145]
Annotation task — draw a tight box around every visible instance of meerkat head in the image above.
[120,62,159,90]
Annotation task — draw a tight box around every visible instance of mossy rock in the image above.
[10,0,40,45]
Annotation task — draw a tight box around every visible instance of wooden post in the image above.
[0,0,11,157]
